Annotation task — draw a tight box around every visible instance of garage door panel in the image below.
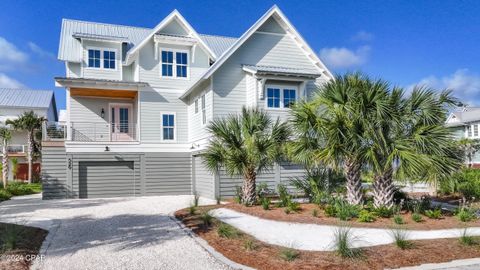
[79,161,135,198]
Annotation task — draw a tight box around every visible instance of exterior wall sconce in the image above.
[105,146,110,152]
[101,108,105,119]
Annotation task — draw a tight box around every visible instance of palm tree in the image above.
[365,87,462,207]
[6,111,45,183]
[202,107,290,205]
[290,74,391,205]
[457,138,480,167]
[0,127,12,187]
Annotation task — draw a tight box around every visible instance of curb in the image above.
[31,219,61,270]
[388,258,480,270]
[169,213,255,270]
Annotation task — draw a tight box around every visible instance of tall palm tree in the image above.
[0,127,11,187]
[290,74,391,205]
[6,111,45,183]
[202,107,290,205]
[366,87,462,207]
[457,138,480,167]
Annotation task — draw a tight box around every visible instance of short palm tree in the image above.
[6,111,45,183]
[0,127,11,187]
[202,107,290,205]
[366,87,462,207]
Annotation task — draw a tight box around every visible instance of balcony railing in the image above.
[71,122,137,142]
[7,145,26,153]
[43,122,67,141]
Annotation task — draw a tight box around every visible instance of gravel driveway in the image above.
[0,194,231,270]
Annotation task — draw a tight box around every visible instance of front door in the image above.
[110,104,133,141]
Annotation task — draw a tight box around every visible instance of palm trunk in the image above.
[27,131,33,184]
[2,140,8,188]
[345,159,363,205]
[242,169,257,206]
[373,168,394,208]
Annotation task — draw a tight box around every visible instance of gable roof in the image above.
[59,14,237,63]
[179,5,334,99]
[0,88,55,109]
[446,107,480,127]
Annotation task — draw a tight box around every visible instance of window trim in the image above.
[160,112,177,142]
[194,99,199,114]
[201,94,206,125]
[85,46,118,71]
[159,48,190,80]
[466,123,480,138]
[265,84,298,110]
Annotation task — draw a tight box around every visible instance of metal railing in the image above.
[43,122,67,141]
[71,122,137,142]
[7,145,26,153]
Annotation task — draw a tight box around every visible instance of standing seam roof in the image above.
[0,88,54,108]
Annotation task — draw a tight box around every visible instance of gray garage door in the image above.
[79,161,135,198]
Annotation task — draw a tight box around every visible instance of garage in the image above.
[79,161,135,198]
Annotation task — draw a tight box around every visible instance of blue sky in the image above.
[1,0,479,110]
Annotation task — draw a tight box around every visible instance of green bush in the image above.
[425,209,442,219]
[5,182,36,196]
[312,208,319,217]
[279,248,299,262]
[393,215,404,225]
[439,169,480,200]
[260,197,271,210]
[277,184,290,207]
[456,208,477,222]
[217,223,241,239]
[374,206,394,218]
[411,213,423,223]
[324,204,336,217]
[335,199,360,221]
[357,210,376,223]
[243,239,257,251]
[0,190,12,201]
[200,212,213,227]
[459,229,477,246]
[391,228,413,250]
[188,205,197,215]
[286,200,301,213]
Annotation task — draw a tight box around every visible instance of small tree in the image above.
[458,138,480,168]
[7,111,45,183]
[202,107,290,205]
[0,127,12,187]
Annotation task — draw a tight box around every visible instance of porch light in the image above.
[101,108,105,118]
[105,146,110,152]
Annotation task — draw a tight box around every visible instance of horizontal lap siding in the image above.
[193,156,215,199]
[42,146,68,199]
[144,153,192,195]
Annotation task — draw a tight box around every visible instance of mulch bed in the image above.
[0,223,48,270]
[224,203,480,230]
[175,206,480,270]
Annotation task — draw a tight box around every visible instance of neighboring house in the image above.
[446,107,480,167]
[0,88,58,180]
[42,5,334,199]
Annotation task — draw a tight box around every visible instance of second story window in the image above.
[283,89,297,108]
[162,113,175,141]
[103,50,116,69]
[266,88,280,108]
[201,95,206,124]
[266,86,298,109]
[195,99,199,114]
[176,52,188,78]
[88,49,101,68]
[162,51,174,77]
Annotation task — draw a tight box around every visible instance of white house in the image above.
[0,88,58,181]
[42,5,334,199]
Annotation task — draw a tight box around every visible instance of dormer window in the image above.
[266,85,298,109]
[87,48,116,70]
[88,49,101,68]
[161,49,188,78]
[103,50,116,69]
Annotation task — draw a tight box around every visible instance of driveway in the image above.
[0,194,231,270]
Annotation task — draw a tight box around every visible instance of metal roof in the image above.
[59,18,237,63]
[242,64,322,77]
[446,107,480,127]
[55,77,149,87]
[0,88,54,108]
[72,32,130,42]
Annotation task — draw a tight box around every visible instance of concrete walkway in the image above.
[211,208,480,251]
[0,194,231,270]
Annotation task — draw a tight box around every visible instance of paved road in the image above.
[0,194,231,270]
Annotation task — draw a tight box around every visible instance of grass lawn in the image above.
[0,222,47,270]
[176,205,480,270]
[0,182,42,202]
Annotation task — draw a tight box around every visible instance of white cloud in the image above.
[28,42,55,59]
[0,73,25,88]
[409,69,480,105]
[0,37,28,63]
[351,31,374,42]
[319,45,370,69]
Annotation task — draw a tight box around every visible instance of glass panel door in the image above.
[110,104,133,141]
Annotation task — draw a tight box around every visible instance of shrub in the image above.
[374,206,394,218]
[312,208,319,217]
[256,183,272,200]
[391,228,413,250]
[277,184,290,207]
[411,213,423,223]
[217,223,241,239]
[260,197,271,210]
[5,182,36,196]
[425,209,442,219]
[0,190,12,201]
[324,204,336,217]
[460,229,476,246]
[333,226,363,258]
[440,169,480,200]
[188,205,196,215]
[279,248,299,262]
[393,215,404,225]
[290,168,345,203]
[419,196,432,212]
[335,199,360,221]
[243,239,257,251]
[284,208,291,214]
[286,200,301,213]
[357,210,376,223]
[200,212,213,227]
[456,208,477,222]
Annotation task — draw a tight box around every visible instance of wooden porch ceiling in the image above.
[70,88,137,99]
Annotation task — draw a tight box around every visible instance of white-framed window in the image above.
[201,94,206,125]
[161,49,189,78]
[161,113,175,141]
[266,85,298,109]
[88,49,101,68]
[103,50,116,69]
[194,99,199,114]
[466,124,480,138]
[87,47,117,70]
